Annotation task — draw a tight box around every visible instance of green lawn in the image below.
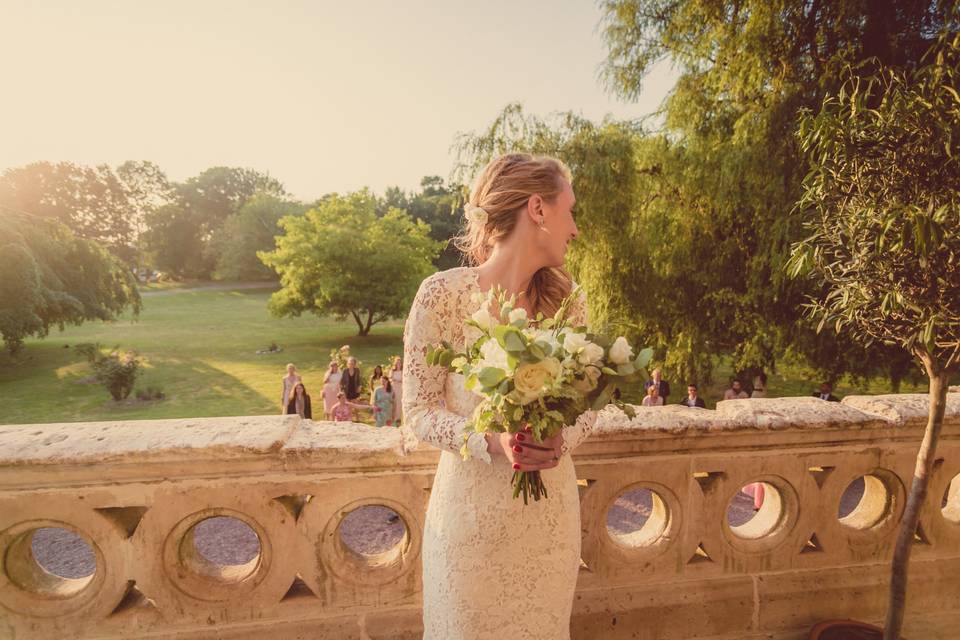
[0,285,927,425]
[0,286,404,425]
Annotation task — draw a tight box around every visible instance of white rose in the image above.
[514,357,561,403]
[478,339,509,371]
[562,331,590,354]
[533,329,560,355]
[508,307,528,325]
[471,304,495,331]
[609,336,634,365]
[579,342,605,366]
[464,204,488,226]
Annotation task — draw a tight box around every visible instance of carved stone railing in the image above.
[1,394,959,639]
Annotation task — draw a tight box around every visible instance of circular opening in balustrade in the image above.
[179,516,261,583]
[727,482,783,539]
[942,473,960,525]
[838,474,892,530]
[5,526,96,597]
[606,487,670,548]
[338,505,407,566]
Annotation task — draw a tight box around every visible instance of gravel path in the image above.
[28,476,908,580]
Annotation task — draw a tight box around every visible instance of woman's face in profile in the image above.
[540,178,579,267]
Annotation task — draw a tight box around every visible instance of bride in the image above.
[402,153,599,639]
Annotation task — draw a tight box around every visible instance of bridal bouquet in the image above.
[427,287,651,503]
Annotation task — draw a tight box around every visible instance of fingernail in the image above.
[513,445,523,453]
[513,463,520,470]
[516,433,526,441]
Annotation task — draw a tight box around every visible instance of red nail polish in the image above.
[517,433,526,441]
[513,463,520,470]
[513,445,523,453]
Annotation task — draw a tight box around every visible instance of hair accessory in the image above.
[464,204,488,226]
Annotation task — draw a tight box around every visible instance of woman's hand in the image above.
[486,426,563,471]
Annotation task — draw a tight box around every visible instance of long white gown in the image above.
[402,266,598,640]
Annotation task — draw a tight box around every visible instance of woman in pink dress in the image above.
[322,361,342,419]
[331,391,354,422]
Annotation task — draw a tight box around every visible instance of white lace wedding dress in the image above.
[402,267,599,640]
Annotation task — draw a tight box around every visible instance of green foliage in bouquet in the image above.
[427,287,651,503]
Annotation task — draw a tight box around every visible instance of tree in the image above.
[0,161,169,266]
[595,0,957,385]
[142,203,207,278]
[404,176,464,271]
[0,214,141,355]
[259,191,441,336]
[788,32,960,639]
[145,167,286,279]
[211,193,306,281]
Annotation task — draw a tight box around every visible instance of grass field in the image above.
[0,285,927,425]
[0,285,404,425]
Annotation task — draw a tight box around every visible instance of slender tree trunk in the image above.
[350,311,366,336]
[883,358,951,640]
[363,309,374,336]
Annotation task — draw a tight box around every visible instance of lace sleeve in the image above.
[401,274,491,463]
[560,287,599,455]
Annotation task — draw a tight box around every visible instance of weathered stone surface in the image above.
[0,393,958,639]
[0,415,300,465]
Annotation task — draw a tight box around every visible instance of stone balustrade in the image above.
[1,394,959,639]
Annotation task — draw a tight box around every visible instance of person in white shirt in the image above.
[642,384,664,406]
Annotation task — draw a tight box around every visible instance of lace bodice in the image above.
[401,267,597,460]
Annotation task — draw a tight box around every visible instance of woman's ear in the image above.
[525,194,544,223]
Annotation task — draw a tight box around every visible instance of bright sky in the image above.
[0,0,677,200]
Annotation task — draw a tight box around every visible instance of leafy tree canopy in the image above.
[259,190,441,336]
[0,214,141,355]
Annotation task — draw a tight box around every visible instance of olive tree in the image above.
[788,32,960,640]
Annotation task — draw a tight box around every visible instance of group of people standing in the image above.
[640,369,841,408]
[279,357,404,427]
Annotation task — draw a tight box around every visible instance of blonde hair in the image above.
[455,153,574,317]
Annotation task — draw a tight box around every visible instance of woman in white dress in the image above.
[403,154,599,640]
[322,361,342,420]
[280,363,301,414]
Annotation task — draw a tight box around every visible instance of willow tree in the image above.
[789,32,960,639]
[597,0,956,385]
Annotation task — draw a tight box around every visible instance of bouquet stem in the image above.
[511,471,547,504]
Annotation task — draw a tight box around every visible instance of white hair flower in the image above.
[464,204,488,226]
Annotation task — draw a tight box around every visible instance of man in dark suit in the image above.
[678,383,706,408]
[813,382,840,402]
[644,368,671,404]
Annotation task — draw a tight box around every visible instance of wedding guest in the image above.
[331,391,354,422]
[723,379,750,400]
[322,361,342,420]
[813,382,840,402]
[280,363,301,414]
[369,364,384,402]
[285,382,312,419]
[390,357,403,424]
[644,368,670,403]
[744,483,765,511]
[340,357,363,401]
[678,383,706,408]
[373,376,395,428]
[751,372,768,398]
[642,384,664,406]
